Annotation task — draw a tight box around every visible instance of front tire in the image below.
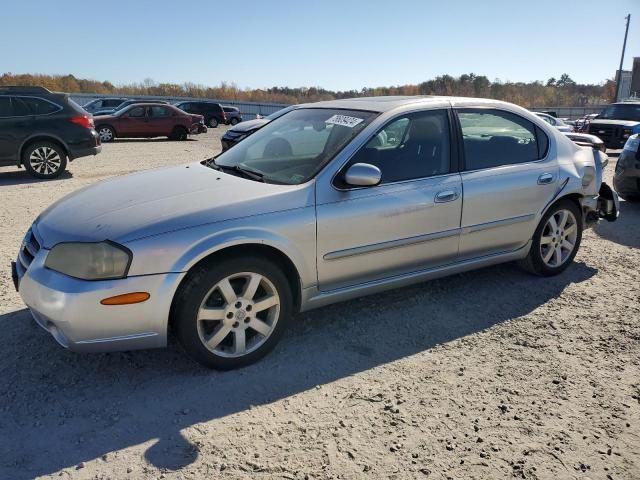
[173,256,293,369]
[519,199,583,276]
[22,142,67,179]
[230,117,239,126]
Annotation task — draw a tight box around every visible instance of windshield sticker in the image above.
[325,114,364,128]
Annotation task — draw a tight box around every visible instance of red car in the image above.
[94,103,204,142]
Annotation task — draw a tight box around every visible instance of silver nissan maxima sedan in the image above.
[12,96,619,369]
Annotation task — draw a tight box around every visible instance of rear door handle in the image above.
[435,190,459,203]
[537,173,555,185]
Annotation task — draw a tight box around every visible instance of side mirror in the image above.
[344,163,382,187]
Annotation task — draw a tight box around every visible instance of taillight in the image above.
[221,111,227,120]
[71,115,94,129]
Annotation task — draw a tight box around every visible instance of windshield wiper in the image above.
[205,158,266,182]
[233,164,266,182]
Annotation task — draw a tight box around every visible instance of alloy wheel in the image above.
[196,272,280,358]
[29,147,61,176]
[539,209,578,268]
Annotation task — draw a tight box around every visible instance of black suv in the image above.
[0,86,101,179]
[174,101,226,128]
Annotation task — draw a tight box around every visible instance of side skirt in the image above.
[300,241,531,312]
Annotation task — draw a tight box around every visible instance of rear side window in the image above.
[346,109,451,184]
[9,97,59,116]
[150,106,171,117]
[0,97,11,117]
[457,109,548,170]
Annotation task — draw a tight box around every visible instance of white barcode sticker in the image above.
[325,114,364,128]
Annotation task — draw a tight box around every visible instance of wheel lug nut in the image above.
[246,305,252,312]
[235,301,242,308]
[226,312,234,319]
[244,318,250,323]
[232,321,239,328]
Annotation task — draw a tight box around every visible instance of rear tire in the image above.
[170,126,188,141]
[519,199,583,276]
[208,117,218,128]
[97,125,115,143]
[22,141,67,179]
[173,256,293,370]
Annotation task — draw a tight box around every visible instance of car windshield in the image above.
[599,104,640,122]
[211,108,376,184]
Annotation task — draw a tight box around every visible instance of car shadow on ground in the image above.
[0,169,73,186]
[594,199,640,249]
[0,261,596,478]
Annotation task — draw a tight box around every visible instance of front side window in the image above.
[457,109,548,170]
[345,109,451,184]
[212,108,376,185]
[104,99,124,107]
[127,106,146,118]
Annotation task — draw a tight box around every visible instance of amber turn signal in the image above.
[100,292,150,305]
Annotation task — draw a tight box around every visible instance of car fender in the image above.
[18,133,70,166]
[175,227,314,286]
[126,211,317,290]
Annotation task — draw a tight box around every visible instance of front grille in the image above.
[588,124,623,146]
[17,228,41,273]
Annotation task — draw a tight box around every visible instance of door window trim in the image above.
[331,107,459,191]
[453,107,551,173]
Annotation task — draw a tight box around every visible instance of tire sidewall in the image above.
[230,118,239,126]
[174,257,293,369]
[208,117,218,128]
[23,142,67,179]
[529,200,583,275]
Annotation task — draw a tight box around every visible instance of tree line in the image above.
[0,72,616,107]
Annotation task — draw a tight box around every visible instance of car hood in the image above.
[35,163,313,247]
[589,119,640,128]
[227,118,270,134]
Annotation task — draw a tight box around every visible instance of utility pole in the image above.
[615,14,631,102]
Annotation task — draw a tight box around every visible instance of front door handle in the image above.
[537,173,555,185]
[435,190,459,203]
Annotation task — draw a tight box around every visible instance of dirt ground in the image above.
[0,129,638,480]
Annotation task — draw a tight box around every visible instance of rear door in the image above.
[148,106,176,135]
[454,107,557,260]
[0,97,17,162]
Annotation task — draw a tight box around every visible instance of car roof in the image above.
[295,95,515,113]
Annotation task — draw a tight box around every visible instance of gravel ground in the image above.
[0,131,638,480]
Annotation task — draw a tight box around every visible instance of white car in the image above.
[534,112,574,132]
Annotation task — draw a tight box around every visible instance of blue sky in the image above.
[1,0,638,91]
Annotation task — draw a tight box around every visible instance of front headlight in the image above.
[44,241,132,280]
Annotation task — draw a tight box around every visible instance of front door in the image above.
[117,106,148,137]
[455,108,558,259]
[316,109,462,291]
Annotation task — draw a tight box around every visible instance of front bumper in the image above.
[14,245,185,353]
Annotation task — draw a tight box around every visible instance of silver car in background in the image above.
[12,96,619,369]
